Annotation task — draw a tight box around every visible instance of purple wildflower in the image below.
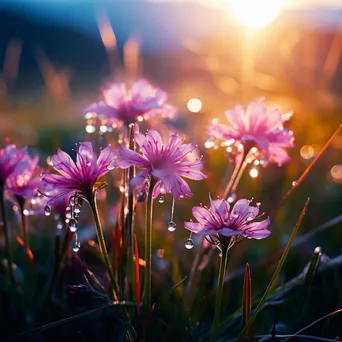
[0,144,27,187]
[84,79,175,128]
[117,129,207,199]
[7,152,42,200]
[208,100,294,166]
[41,142,118,201]
[185,195,271,240]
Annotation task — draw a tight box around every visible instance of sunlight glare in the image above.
[232,0,283,28]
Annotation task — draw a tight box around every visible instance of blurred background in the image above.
[1,1,342,334]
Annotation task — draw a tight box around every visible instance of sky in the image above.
[148,0,342,9]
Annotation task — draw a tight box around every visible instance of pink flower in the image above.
[117,130,207,199]
[41,142,118,201]
[84,79,175,128]
[185,195,271,240]
[0,144,27,187]
[7,152,42,199]
[208,100,294,166]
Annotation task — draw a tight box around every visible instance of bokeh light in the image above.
[187,98,202,113]
[300,145,315,159]
[250,167,259,178]
[330,165,342,182]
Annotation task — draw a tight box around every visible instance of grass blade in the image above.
[2,302,136,342]
[281,309,342,342]
[134,234,141,316]
[237,198,310,341]
[273,124,342,217]
[242,263,251,328]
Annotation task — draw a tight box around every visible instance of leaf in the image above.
[237,198,310,341]
[242,263,251,328]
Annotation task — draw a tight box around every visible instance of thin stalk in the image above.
[223,153,244,200]
[125,124,136,298]
[223,147,251,200]
[230,158,249,194]
[89,194,120,301]
[211,245,229,342]
[144,176,156,317]
[0,186,14,285]
[16,196,28,248]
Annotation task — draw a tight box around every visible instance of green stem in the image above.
[17,196,29,248]
[89,194,120,301]
[0,187,14,285]
[211,245,229,342]
[145,176,156,317]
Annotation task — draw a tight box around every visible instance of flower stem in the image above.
[16,196,29,248]
[211,245,229,342]
[223,147,251,200]
[0,186,15,285]
[89,195,120,301]
[145,176,156,317]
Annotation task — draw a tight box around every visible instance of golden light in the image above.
[250,167,259,178]
[187,98,202,113]
[300,145,315,160]
[331,165,342,181]
[232,0,283,28]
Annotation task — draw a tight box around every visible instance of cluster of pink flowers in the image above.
[0,82,297,250]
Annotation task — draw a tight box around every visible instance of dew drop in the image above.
[73,242,81,252]
[57,221,63,230]
[292,181,297,187]
[69,219,78,232]
[44,205,51,216]
[232,211,240,218]
[23,209,30,216]
[314,246,322,254]
[159,196,165,204]
[256,202,261,207]
[167,221,176,232]
[227,193,236,204]
[74,204,81,214]
[246,216,253,221]
[185,238,194,249]
[107,164,115,170]
[87,162,91,166]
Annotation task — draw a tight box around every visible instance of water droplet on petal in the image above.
[74,204,81,214]
[232,211,239,218]
[69,219,78,232]
[256,202,261,207]
[44,205,51,216]
[246,216,253,221]
[57,221,63,230]
[167,221,176,232]
[159,196,165,204]
[73,241,81,252]
[227,193,236,204]
[87,162,91,167]
[185,238,194,249]
[292,181,297,187]
[107,163,115,170]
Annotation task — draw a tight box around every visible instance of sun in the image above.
[232,0,283,28]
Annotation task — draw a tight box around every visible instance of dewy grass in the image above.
[237,198,310,342]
